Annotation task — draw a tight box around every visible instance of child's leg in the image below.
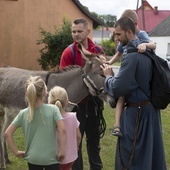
[114,96,125,126]
[114,109,122,127]
[112,96,125,137]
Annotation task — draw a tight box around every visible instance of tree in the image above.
[37,17,72,70]
[99,14,117,27]
[82,5,117,28]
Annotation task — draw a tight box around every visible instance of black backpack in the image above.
[128,49,170,109]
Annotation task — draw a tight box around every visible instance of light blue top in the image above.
[12,104,63,165]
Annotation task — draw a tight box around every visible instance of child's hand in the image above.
[105,61,111,65]
[99,55,107,63]
[16,150,25,158]
[137,43,147,53]
[57,150,65,162]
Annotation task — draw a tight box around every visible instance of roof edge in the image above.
[72,0,105,28]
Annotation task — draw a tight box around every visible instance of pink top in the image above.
[57,112,80,164]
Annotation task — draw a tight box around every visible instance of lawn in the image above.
[5,103,170,170]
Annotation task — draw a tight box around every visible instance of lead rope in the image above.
[94,103,106,138]
[86,96,106,139]
[99,111,106,138]
[118,106,141,170]
[94,97,106,139]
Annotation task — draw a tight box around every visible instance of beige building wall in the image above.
[0,0,93,70]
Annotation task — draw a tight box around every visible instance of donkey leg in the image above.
[4,141,10,164]
[2,108,17,166]
[0,109,6,170]
[3,107,19,166]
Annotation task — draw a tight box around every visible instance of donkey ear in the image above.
[78,43,92,56]
[78,43,97,62]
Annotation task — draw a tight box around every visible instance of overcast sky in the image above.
[79,0,170,18]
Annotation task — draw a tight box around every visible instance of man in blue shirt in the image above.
[101,17,167,170]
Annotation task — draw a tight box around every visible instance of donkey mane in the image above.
[61,65,81,72]
[45,65,81,77]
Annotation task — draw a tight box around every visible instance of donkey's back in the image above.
[0,67,47,109]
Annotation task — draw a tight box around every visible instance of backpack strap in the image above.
[95,46,102,53]
[127,49,155,61]
[69,44,76,65]
[127,48,138,54]
[127,48,151,99]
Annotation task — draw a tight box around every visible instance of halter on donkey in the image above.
[0,43,116,169]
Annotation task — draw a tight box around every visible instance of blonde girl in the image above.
[5,76,66,170]
[48,86,81,170]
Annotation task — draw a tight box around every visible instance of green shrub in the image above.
[37,17,72,71]
[100,39,115,56]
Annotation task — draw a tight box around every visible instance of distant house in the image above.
[93,30,111,44]
[93,0,170,45]
[149,15,170,60]
[0,0,103,70]
[133,0,170,60]
[93,27,114,44]
[135,0,170,33]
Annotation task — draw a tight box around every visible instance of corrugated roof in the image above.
[149,15,170,36]
[72,0,105,28]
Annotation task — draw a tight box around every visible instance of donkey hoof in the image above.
[0,166,6,170]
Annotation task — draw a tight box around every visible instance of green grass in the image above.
[112,61,121,67]
[6,103,170,170]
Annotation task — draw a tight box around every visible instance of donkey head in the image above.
[78,43,106,75]
[78,43,116,108]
